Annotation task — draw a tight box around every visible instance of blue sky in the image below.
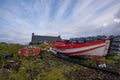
[0,0,120,44]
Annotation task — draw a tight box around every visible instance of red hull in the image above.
[53,39,110,56]
[53,39,106,49]
[19,46,41,56]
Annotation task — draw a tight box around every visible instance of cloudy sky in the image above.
[0,0,120,44]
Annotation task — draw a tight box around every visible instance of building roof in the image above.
[32,35,61,42]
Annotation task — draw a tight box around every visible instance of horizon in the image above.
[0,0,120,44]
[0,34,120,45]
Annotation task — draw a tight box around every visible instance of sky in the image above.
[0,0,120,44]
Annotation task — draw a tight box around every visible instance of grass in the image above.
[0,43,22,54]
[0,43,120,80]
[38,44,48,49]
[8,69,29,80]
[44,68,68,80]
[105,54,119,64]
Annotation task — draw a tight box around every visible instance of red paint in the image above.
[20,47,41,56]
[53,39,106,49]
[20,48,29,56]
[58,45,105,56]
[33,48,41,55]
[46,45,51,50]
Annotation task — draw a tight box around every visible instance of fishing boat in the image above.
[53,39,110,57]
[19,45,41,56]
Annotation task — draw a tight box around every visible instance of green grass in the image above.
[0,43,22,54]
[44,68,68,80]
[105,54,120,65]
[0,43,22,67]
[42,50,52,56]
[0,43,120,80]
[38,44,48,48]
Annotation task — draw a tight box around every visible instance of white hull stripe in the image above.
[55,43,106,53]
[71,46,106,56]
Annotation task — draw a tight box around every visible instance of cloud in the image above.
[0,0,120,44]
[115,8,120,18]
[0,26,31,44]
[55,0,71,19]
[114,18,120,23]
[72,9,120,37]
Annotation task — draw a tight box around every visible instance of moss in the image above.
[44,68,68,80]
[8,69,29,80]
[48,61,60,68]
[44,63,81,80]
[105,54,120,66]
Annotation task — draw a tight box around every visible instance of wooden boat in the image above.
[53,39,110,57]
[19,45,41,56]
